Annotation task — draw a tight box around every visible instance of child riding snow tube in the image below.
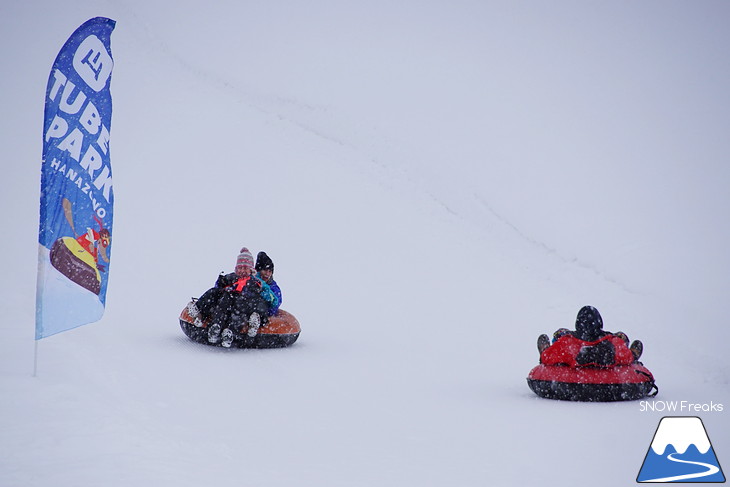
[179,300,301,349]
[527,306,658,402]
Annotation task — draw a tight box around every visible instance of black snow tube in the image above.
[527,363,658,402]
[179,302,300,349]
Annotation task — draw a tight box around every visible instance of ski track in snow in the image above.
[127,9,666,305]
[472,193,640,296]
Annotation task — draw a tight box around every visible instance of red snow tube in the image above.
[527,334,658,402]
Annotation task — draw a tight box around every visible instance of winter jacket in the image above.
[215,272,279,310]
[259,274,282,316]
[541,334,635,367]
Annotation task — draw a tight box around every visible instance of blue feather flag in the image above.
[36,18,116,339]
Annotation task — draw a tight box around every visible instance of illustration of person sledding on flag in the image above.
[49,197,111,295]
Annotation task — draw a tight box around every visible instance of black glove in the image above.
[216,273,231,288]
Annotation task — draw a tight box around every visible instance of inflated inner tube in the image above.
[50,237,101,294]
[527,334,657,402]
[527,363,658,402]
[179,301,300,349]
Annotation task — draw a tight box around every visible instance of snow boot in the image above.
[537,334,550,354]
[186,301,204,327]
[208,323,221,344]
[247,312,261,338]
[630,340,643,360]
[221,328,234,348]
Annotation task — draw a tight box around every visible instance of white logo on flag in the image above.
[73,35,113,92]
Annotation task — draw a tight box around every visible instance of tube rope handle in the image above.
[635,369,659,397]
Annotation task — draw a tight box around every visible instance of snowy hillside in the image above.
[1,1,729,486]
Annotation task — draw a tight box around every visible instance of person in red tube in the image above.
[537,306,643,364]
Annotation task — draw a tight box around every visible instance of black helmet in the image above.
[575,305,604,341]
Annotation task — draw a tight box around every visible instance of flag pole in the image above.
[33,339,39,377]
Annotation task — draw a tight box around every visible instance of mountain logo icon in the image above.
[637,416,725,483]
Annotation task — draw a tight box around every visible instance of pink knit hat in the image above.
[236,247,254,268]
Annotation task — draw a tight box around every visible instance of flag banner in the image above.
[36,17,116,339]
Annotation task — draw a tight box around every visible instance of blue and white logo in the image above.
[637,416,725,483]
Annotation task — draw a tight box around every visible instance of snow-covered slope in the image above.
[1,2,728,486]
